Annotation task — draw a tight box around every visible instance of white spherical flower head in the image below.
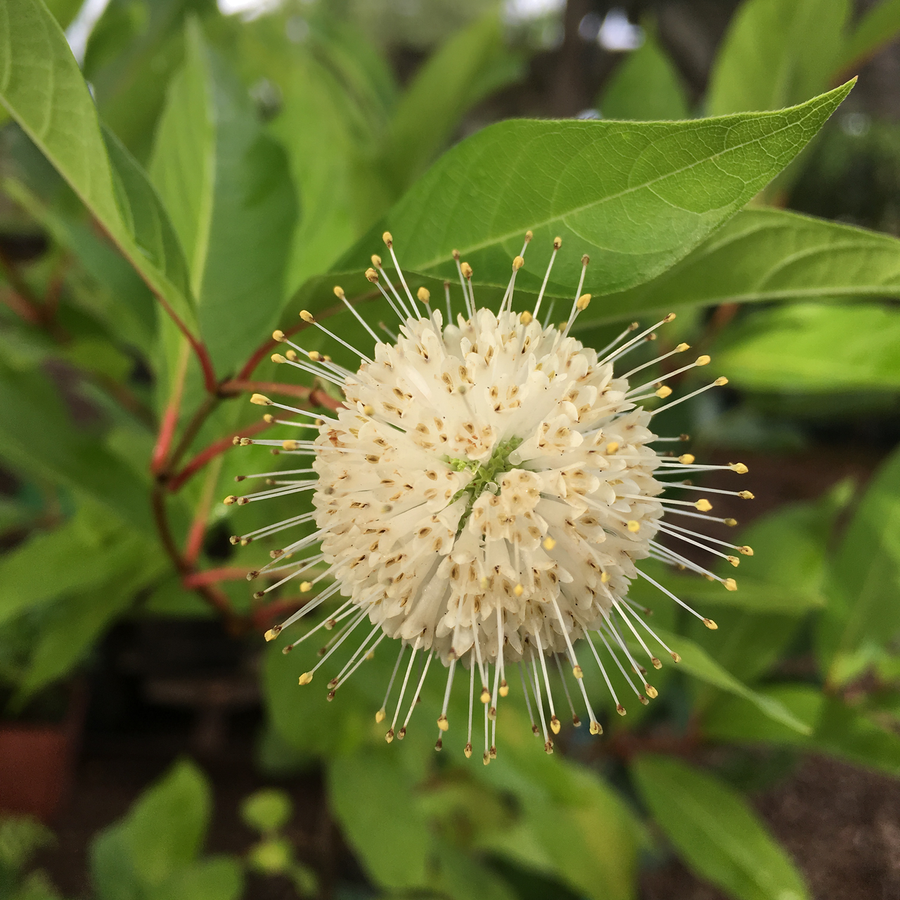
[232,232,752,761]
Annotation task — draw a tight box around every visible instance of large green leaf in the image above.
[328,749,434,891]
[633,755,809,900]
[818,446,900,681]
[590,208,900,324]
[0,0,198,335]
[713,302,900,391]
[316,82,853,308]
[599,31,689,121]
[0,363,154,532]
[381,13,524,195]
[704,685,900,778]
[707,0,850,115]
[149,20,297,375]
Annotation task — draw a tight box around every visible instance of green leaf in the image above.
[819,445,900,680]
[126,760,211,883]
[642,626,810,734]
[320,82,854,306]
[704,685,900,778]
[44,0,82,29]
[713,302,900,392]
[633,755,809,900]
[145,858,243,900]
[0,364,154,532]
[0,0,198,335]
[241,789,292,834]
[839,0,900,72]
[149,20,297,375]
[328,749,433,890]
[599,32,689,121]
[381,13,524,194]
[594,208,900,324]
[433,843,517,900]
[707,0,850,115]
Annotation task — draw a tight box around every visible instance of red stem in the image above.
[183,567,254,588]
[151,402,181,474]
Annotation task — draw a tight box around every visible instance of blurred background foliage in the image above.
[2,1,900,899]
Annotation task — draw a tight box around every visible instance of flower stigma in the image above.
[231,231,752,762]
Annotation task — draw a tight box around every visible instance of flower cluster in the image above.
[229,232,751,762]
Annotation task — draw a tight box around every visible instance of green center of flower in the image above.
[445,436,523,530]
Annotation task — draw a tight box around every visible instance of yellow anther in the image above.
[263,414,275,424]
[519,311,533,325]
[573,665,583,679]
[365,267,379,283]
[695,355,711,366]
[581,253,590,265]
[499,680,509,697]
[663,313,676,323]
[671,652,682,663]
[576,293,591,311]
[679,454,695,464]
[298,672,313,685]
[589,721,602,735]
[738,490,755,500]
[333,285,345,298]
[723,578,737,592]
[250,393,272,406]
[600,571,610,583]
[371,254,382,268]
[271,353,286,364]
[676,342,690,352]
[550,715,561,734]
[480,687,490,704]
[223,495,237,505]
[730,462,749,474]
[385,729,394,743]
[703,617,718,630]
[655,385,672,399]
[727,555,740,567]
[375,708,385,723]
[299,310,314,323]
[525,230,533,242]
[264,626,281,642]
[513,255,525,270]
[695,498,713,512]
[616,704,627,716]
[724,518,738,527]
[362,404,374,415]
[382,231,393,247]
[417,286,430,303]
[483,752,490,766]
[606,441,619,454]
[282,440,301,451]
[272,329,285,342]
[464,743,472,758]
[740,545,754,556]
[542,536,557,551]
[437,714,449,732]
[552,236,562,249]
[300,581,313,592]
[286,350,298,361]
[461,261,473,279]
[645,684,658,699]
[627,520,640,533]
[513,584,524,597]
[309,350,321,361]
[714,376,729,386]
[651,657,662,670]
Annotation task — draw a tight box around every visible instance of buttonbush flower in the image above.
[229,232,752,762]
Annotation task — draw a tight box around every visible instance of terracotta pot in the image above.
[0,683,86,823]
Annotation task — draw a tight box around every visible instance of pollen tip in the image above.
[298,672,313,685]
[461,261,473,279]
[519,311,533,325]
[573,665,583,679]
[730,462,749,474]
[695,354,711,366]
[739,490,755,500]
[723,578,737,592]
[223,495,237,505]
[576,293,591,311]
[464,742,473,758]
[655,385,672,399]
[513,255,525,270]
[382,231,393,247]
[671,652,682,663]
[499,680,509,697]
[676,342,690,352]
[483,752,490,766]
[333,285,345,298]
[544,740,554,754]
[397,727,406,740]
[740,545,754,556]
[375,708,385,723]
[417,286,430,303]
[272,329,285,342]
[651,657,662,670]
[435,738,443,751]
[627,520,640,533]
[542,536,556,551]
[552,236,562,249]
[727,555,740,568]
[513,584,524,597]
[362,404,374,415]
[385,728,394,743]
[714,376,729,386]
[724,517,738,527]
[524,230,533,242]
[264,626,282,642]
[271,353,286,364]
[299,581,313,592]
[645,684,659,699]
[437,714,449,732]
[365,267,378,283]
[299,310,315,323]
[581,253,590,265]
[704,618,719,631]
[616,704,627,716]
[606,441,619,454]
[282,440,301,451]
[678,454,695,465]
[452,248,460,260]
[590,721,602,735]
[695,498,713,512]
[639,695,649,705]
[250,393,272,407]
[489,746,497,760]
[550,715,561,735]
[664,313,676,323]
[371,254,382,267]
